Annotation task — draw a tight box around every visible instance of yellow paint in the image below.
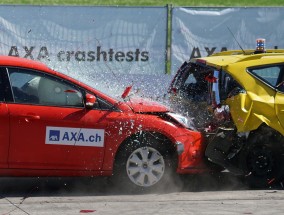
[191,50,284,135]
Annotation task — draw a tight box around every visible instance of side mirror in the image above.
[85,93,96,109]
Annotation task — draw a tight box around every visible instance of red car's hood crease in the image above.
[125,97,169,113]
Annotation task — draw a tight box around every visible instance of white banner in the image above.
[0,5,169,97]
[171,7,284,73]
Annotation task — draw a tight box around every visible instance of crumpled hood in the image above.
[125,97,169,113]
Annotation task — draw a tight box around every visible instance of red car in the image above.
[0,56,208,189]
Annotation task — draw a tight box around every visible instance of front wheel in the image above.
[112,133,177,191]
[239,128,284,188]
[126,146,166,187]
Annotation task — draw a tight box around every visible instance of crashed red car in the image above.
[0,56,208,190]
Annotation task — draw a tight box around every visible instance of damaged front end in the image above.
[168,61,250,174]
[169,47,284,187]
[204,127,249,175]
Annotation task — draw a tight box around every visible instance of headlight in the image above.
[166,112,196,130]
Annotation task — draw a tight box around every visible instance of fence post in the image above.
[166,4,172,74]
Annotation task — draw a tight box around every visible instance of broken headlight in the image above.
[166,112,196,131]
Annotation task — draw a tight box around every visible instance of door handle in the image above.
[26,115,40,119]
[20,114,41,122]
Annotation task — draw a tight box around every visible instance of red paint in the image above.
[80,210,96,213]
[268,178,275,185]
[121,85,132,99]
[0,55,208,179]
[126,97,169,113]
[205,74,217,83]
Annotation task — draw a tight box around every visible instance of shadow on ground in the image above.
[0,172,283,198]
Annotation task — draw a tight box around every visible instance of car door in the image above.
[0,70,9,168]
[6,67,105,171]
[248,64,284,129]
[275,91,284,128]
[275,67,284,129]
[253,64,284,128]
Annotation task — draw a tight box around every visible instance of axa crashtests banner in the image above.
[0,5,169,97]
[171,7,284,73]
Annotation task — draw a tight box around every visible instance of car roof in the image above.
[0,55,121,105]
[0,55,52,72]
[191,49,284,69]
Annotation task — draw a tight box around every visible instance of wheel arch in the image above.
[239,123,284,187]
[248,123,284,143]
[114,131,177,162]
[244,124,284,154]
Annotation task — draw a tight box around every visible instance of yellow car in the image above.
[169,48,284,187]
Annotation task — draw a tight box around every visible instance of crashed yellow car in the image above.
[169,47,284,187]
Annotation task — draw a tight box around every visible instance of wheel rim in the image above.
[247,146,274,177]
[126,146,165,187]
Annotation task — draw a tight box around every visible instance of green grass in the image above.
[1,0,284,6]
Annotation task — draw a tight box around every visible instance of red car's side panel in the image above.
[100,112,207,173]
[8,104,104,171]
[0,102,9,168]
[99,112,141,171]
[0,169,112,177]
[0,168,112,177]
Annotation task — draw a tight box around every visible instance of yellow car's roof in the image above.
[191,49,284,70]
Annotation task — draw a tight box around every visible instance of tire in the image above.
[239,127,284,188]
[112,132,177,192]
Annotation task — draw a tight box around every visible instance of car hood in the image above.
[125,97,169,113]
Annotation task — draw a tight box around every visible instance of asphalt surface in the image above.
[0,173,283,215]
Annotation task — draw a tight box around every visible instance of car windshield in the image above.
[172,62,240,102]
[169,62,241,129]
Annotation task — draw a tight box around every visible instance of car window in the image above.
[185,73,197,84]
[219,71,242,99]
[248,66,282,87]
[8,68,84,107]
[93,96,118,111]
[177,63,209,102]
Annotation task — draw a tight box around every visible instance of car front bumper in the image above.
[174,129,210,174]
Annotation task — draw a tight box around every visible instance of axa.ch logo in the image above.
[49,130,60,141]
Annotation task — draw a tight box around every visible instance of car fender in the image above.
[102,114,202,171]
[227,92,284,135]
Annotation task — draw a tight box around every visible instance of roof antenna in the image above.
[227,26,245,54]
